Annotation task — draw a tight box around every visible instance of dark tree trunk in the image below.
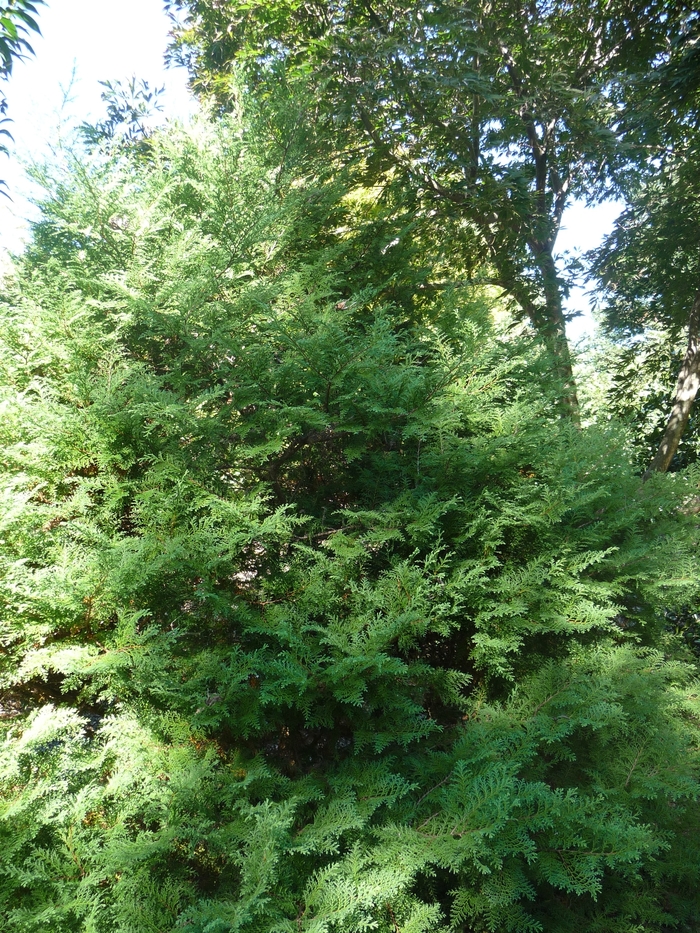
[644,290,700,478]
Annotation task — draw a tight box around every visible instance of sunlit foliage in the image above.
[0,112,699,932]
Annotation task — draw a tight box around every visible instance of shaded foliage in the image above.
[593,29,700,473]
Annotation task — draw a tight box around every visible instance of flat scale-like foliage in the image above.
[0,119,699,932]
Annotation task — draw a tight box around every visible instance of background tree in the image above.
[594,10,700,475]
[165,0,684,419]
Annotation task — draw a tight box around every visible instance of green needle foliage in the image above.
[1,116,700,932]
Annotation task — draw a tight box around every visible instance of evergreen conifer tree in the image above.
[0,113,699,932]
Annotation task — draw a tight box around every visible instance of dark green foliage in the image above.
[592,131,700,471]
[0,0,41,74]
[0,0,43,187]
[1,118,700,932]
[590,7,700,473]
[595,135,700,337]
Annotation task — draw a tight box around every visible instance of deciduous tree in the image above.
[594,11,700,474]
[165,0,684,419]
[0,0,43,190]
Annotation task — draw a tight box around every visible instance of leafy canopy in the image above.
[166,0,693,418]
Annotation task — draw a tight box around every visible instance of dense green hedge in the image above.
[1,120,699,932]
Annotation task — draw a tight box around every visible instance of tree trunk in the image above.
[536,246,581,423]
[644,289,700,479]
